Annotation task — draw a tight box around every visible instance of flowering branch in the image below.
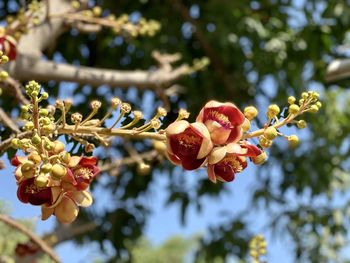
[0,214,60,263]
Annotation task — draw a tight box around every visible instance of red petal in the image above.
[181,157,206,170]
[79,156,97,166]
[213,162,235,182]
[240,142,261,157]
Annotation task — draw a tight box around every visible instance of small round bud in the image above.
[178,109,190,119]
[137,162,151,176]
[152,140,167,153]
[21,161,35,173]
[11,138,20,148]
[287,96,296,104]
[51,164,67,180]
[41,163,52,173]
[39,109,49,116]
[41,92,49,100]
[35,174,49,187]
[55,100,64,108]
[252,151,267,165]
[42,124,55,133]
[157,107,167,117]
[92,6,102,16]
[53,141,65,154]
[244,106,258,120]
[85,143,95,153]
[64,99,73,109]
[297,120,307,129]
[264,126,278,140]
[59,152,71,164]
[43,140,55,150]
[259,136,273,148]
[288,104,300,114]
[31,91,39,98]
[242,118,250,132]
[71,112,83,124]
[31,134,42,145]
[111,97,121,109]
[121,103,131,113]
[24,122,35,131]
[309,105,319,113]
[1,55,9,63]
[301,92,308,99]
[311,91,320,99]
[0,71,9,80]
[288,135,299,148]
[316,101,322,108]
[133,111,143,119]
[267,104,280,118]
[71,0,80,9]
[28,152,41,164]
[90,100,102,110]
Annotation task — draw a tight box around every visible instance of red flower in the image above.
[0,35,17,60]
[17,178,53,206]
[63,156,100,191]
[196,100,245,145]
[166,120,213,170]
[207,142,262,183]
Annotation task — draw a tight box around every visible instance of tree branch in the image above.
[0,108,20,133]
[325,59,350,82]
[5,55,190,89]
[0,214,60,263]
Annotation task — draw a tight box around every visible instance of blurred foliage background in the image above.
[1,0,350,262]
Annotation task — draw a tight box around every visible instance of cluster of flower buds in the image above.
[166,91,321,183]
[11,80,100,223]
[68,2,161,38]
[249,235,267,263]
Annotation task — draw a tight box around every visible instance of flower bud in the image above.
[157,107,167,117]
[31,133,42,145]
[59,152,71,164]
[297,120,307,129]
[287,96,296,104]
[71,112,83,124]
[151,119,161,129]
[288,104,300,114]
[0,71,9,80]
[259,136,273,148]
[178,109,190,119]
[152,140,167,153]
[111,97,121,109]
[264,126,278,140]
[267,104,280,118]
[24,122,34,131]
[316,101,322,108]
[301,92,308,99]
[41,163,52,173]
[1,55,9,63]
[309,105,319,113]
[28,152,41,164]
[51,164,67,180]
[41,92,49,100]
[288,135,299,148]
[244,106,258,120]
[39,109,49,116]
[252,151,267,165]
[137,162,151,176]
[53,141,65,154]
[11,138,20,148]
[92,6,102,16]
[35,174,49,187]
[133,111,143,119]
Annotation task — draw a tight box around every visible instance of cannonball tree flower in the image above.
[196,100,245,145]
[207,142,262,183]
[62,156,100,191]
[166,120,213,170]
[41,189,93,224]
[0,34,17,60]
[17,177,53,206]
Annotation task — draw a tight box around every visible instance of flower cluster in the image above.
[166,101,263,183]
[11,140,99,224]
[166,92,321,183]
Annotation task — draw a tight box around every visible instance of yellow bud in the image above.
[297,120,307,129]
[244,106,258,120]
[35,174,49,187]
[28,152,41,164]
[259,136,273,148]
[157,107,167,117]
[39,109,49,116]
[31,134,42,145]
[24,122,35,131]
[71,112,83,123]
[288,135,299,148]
[287,96,296,104]
[299,99,304,105]
[301,92,308,99]
[316,101,322,108]
[90,100,102,110]
[41,92,49,100]
[178,109,190,119]
[121,103,131,113]
[41,163,52,173]
[111,97,121,109]
[21,161,36,178]
[1,55,9,63]
[242,118,250,132]
[309,105,319,113]
[59,152,71,164]
[71,0,80,9]
[288,104,300,114]
[11,138,20,148]
[252,151,267,165]
[311,91,320,99]
[267,104,280,118]
[92,6,102,16]
[0,71,9,80]
[152,140,167,153]
[51,164,67,180]
[133,111,143,119]
[137,163,151,176]
[53,141,65,154]
[264,126,278,140]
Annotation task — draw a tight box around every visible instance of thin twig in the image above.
[0,214,60,263]
[0,108,20,133]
